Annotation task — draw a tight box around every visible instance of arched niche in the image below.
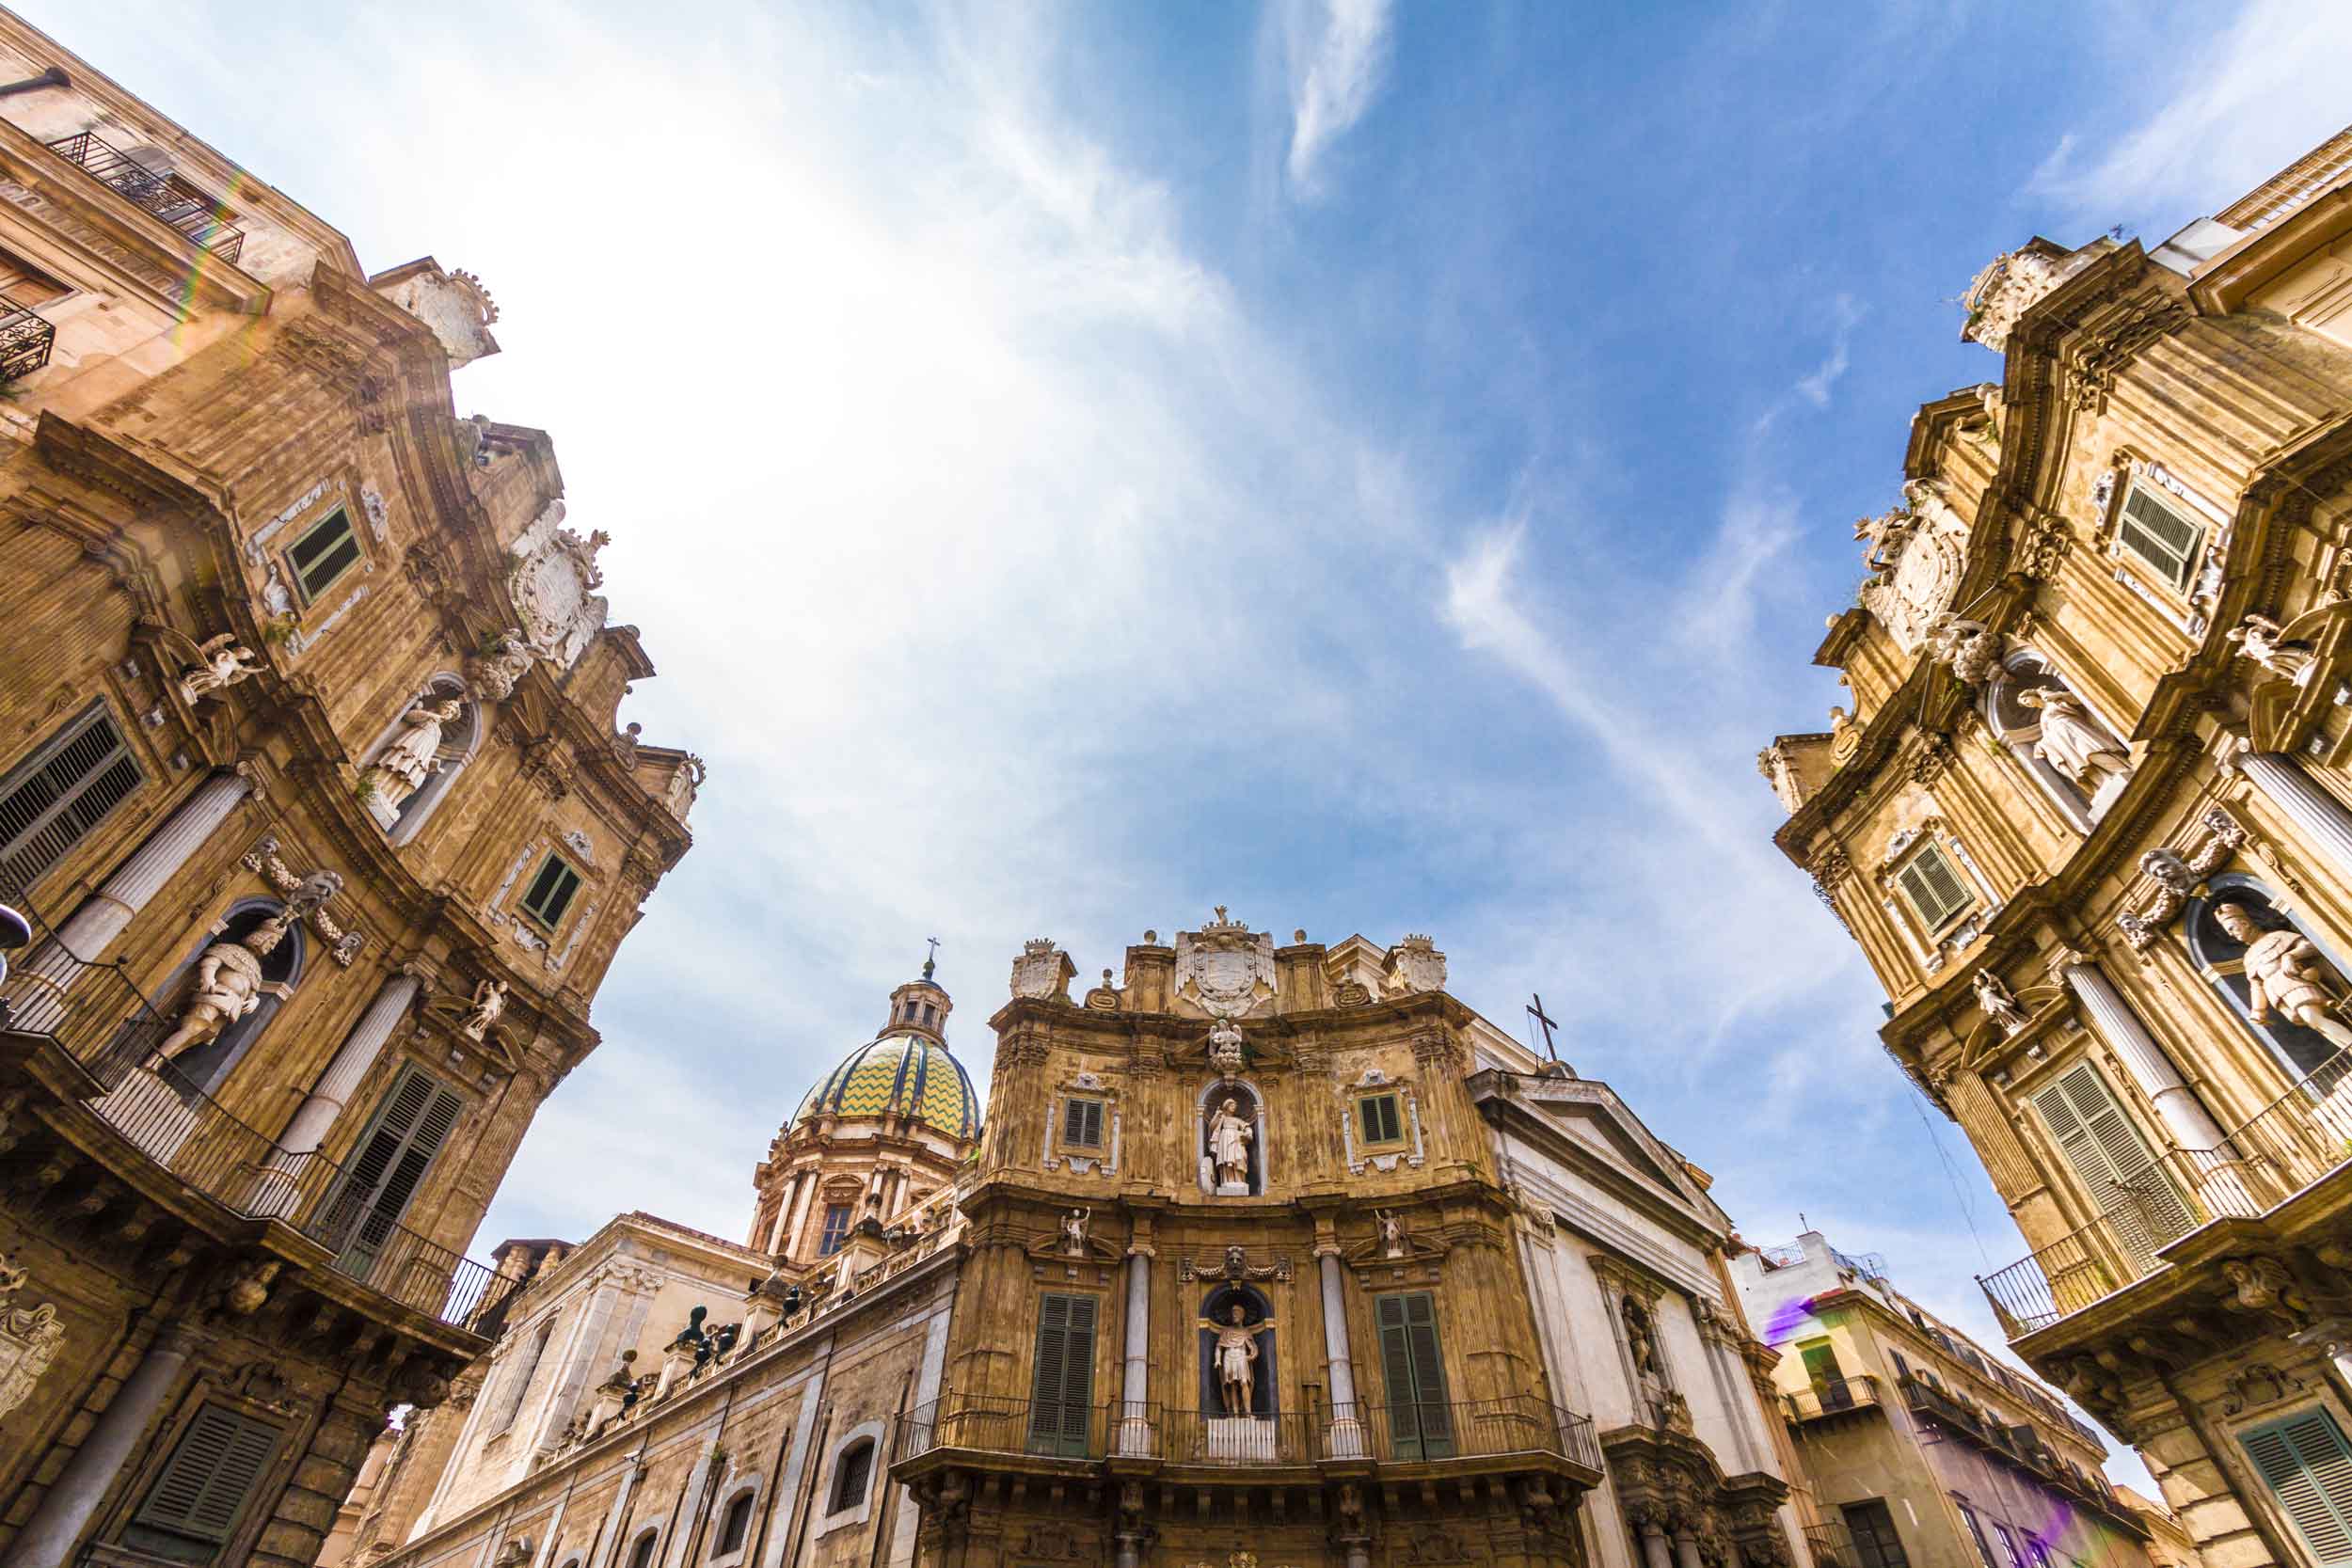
[1196,1077,1266,1195]
[1197,1282,1277,1417]
[361,673,481,847]
[156,897,307,1098]
[2185,874,2352,1082]
[1982,649,2131,831]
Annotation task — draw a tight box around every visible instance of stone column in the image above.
[2056,958,2229,1150]
[2230,749,2352,877]
[11,770,252,1032]
[1,1322,200,1568]
[1675,1530,1707,1568]
[1639,1524,1677,1568]
[1318,1247,1366,1458]
[274,969,421,1155]
[1117,1249,1152,1455]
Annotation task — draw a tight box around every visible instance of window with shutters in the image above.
[2112,482,2205,594]
[2244,1408,2352,1568]
[1062,1097,1104,1148]
[487,1317,554,1436]
[0,243,71,306]
[0,701,143,894]
[1357,1091,1406,1148]
[1894,842,1977,934]
[1953,1502,2002,1568]
[2031,1061,2196,1266]
[326,1064,466,1289]
[1841,1500,1911,1568]
[286,506,363,603]
[121,1402,284,1563]
[1375,1291,1455,1460]
[817,1203,851,1256]
[1026,1291,1100,1457]
[517,850,583,931]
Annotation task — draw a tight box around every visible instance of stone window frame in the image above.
[707,1474,763,1567]
[1194,1073,1269,1196]
[1876,819,2000,974]
[1341,1068,1426,1175]
[1043,1070,1120,1177]
[624,1523,662,1568]
[813,1419,888,1538]
[483,1310,557,1441]
[2087,455,2233,637]
[114,1383,297,1567]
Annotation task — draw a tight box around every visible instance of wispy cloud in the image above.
[1282,0,1395,199]
[1793,293,1863,408]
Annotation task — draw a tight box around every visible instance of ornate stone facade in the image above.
[1762,128,2352,1568]
[0,20,693,1567]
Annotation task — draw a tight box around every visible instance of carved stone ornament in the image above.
[1383,934,1447,996]
[1083,969,1120,1011]
[466,627,536,703]
[1177,1245,1293,1284]
[2228,613,2320,688]
[1962,244,2095,352]
[0,1253,65,1424]
[1208,1017,1246,1076]
[1176,908,1276,1017]
[148,625,266,707]
[240,835,363,965]
[1923,614,2004,685]
[2222,1361,2308,1417]
[508,500,611,672]
[1010,938,1076,1001]
[1858,482,1968,655]
[2116,810,2248,951]
[1972,969,2030,1037]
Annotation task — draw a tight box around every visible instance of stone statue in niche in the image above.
[1377,1210,1406,1259]
[1061,1208,1090,1258]
[1206,1098,1253,1194]
[156,914,294,1062]
[2216,903,2352,1050]
[1621,1295,1660,1382]
[2016,688,2130,791]
[1973,970,2029,1037]
[2227,614,2318,687]
[1208,1017,1245,1077]
[459,977,508,1043]
[1214,1304,1261,1417]
[359,693,465,826]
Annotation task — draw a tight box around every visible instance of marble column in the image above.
[2231,749,2352,877]
[1117,1250,1152,1455]
[276,970,421,1156]
[1640,1524,1677,1568]
[1318,1247,1366,1458]
[1675,1531,1707,1568]
[1,1323,199,1568]
[2056,958,2229,1151]
[11,770,252,1032]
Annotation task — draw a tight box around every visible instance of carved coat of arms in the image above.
[1176,909,1275,1018]
[0,1255,64,1423]
[508,500,611,672]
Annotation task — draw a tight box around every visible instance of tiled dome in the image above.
[793,1033,979,1142]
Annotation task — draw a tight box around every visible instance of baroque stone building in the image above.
[0,13,696,1567]
[1758,127,2352,1568]
[1731,1232,2160,1568]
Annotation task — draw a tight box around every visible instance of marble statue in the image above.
[1061,1207,1090,1259]
[1973,970,2030,1037]
[460,977,508,1043]
[1207,1098,1253,1191]
[155,914,293,1062]
[1376,1210,1406,1259]
[170,632,266,706]
[2216,903,2352,1050]
[1209,1018,1245,1076]
[2226,614,2317,686]
[1213,1304,1260,1417]
[360,695,464,816]
[2016,688,2129,788]
[1622,1296,1660,1381]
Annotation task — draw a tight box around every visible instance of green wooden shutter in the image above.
[2116,486,2202,590]
[2033,1064,2193,1259]
[1897,846,1975,930]
[333,1066,465,1277]
[1026,1292,1096,1456]
[2246,1410,2352,1567]
[127,1403,283,1556]
[1360,1095,1402,1144]
[1375,1291,1454,1459]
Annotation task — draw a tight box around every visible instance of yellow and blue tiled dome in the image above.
[793,1032,980,1142]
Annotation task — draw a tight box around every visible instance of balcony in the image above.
[1979,1046,2352,1336]
[1805,1522,1858,1568]
[897,1394,1603,1478]
[0,292,54,382]
[1783,1374,1882,1424]
[0,898,512,1334]
[44,131,246,263]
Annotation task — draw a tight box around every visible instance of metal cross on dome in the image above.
[923,935,940,981]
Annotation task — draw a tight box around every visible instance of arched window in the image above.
[627,1528,660,1568]
[714,1489,756,1557]
[829,1439,875,1513]
[365,673,481,847]
[2186,876,2352,1081]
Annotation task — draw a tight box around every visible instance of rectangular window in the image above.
[123,1402,284,1563]
[488,1317,554,1435]
[2114,483,2205,593]
[286,507,362,603]
[1895,843,1976,933]
[1062,1097,1104,1148]
[1841,1500,1911,1568]
[817,1203,851,1256]
[2025,1536,2055,1568]
[1376,1291,1454,1460]
[517,852,582,930]
[1954,1502,2002,1568]
[0,245,70,306]
[0,701,142,893]
[328,1065,465,1289]
[1992,1523,2028,1568]
[1026,1291,1098,1457]
[2243,1408,2352,1568]
[1358,1092,1404,1147]
[2033,1063,2195,1259]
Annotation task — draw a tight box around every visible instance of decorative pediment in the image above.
[1519,1080,1701,1206]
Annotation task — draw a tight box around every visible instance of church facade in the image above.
[1758,128,2352,1568]
[0,14,695,1567]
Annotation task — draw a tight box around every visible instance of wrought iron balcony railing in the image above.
[1979,1046,2352,1337]
[1804,1522,1857,1568]
[0,292,54,382]
[44,131,246,263]
[1782,1374,1881,1423]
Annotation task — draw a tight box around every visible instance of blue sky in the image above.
[33,0,2352,1485]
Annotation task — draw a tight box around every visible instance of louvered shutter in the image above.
[1064,1099,1103,1148]
[0,703,142,893]
[1897,846,1974,931]
[128,1403,283,1555]
[2116,487,2202,590]
[1361,1095,1402,1144]
[331,1067,464,1281]
[1376,1292,1454,1459]
[1027,1293,1096,1456]
[2034,1064,2192,1263]
[2245,1411,2352,1567]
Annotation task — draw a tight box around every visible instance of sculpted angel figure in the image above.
[361,695,464,812]
[1972,969,2030,1037]
[1213,1304,1260,1417]
[1853,508,1915,573]
[2215,903,2352,1049]
[2015,688,2130,789]
[460,976,508,1042]
[2226,614,2317,686]
[155,914,293,1062]
[168,630,265,705]
[1924,615,2003,685]
[1208,1017,1246,1076]
[1206,1098,1253,1189]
